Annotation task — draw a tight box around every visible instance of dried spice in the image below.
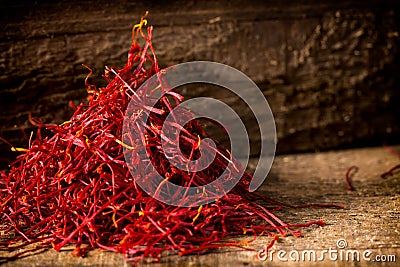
[0,15,343,264]
[345,165,358,191]
[381,145,400,179]
[381,164,400,179]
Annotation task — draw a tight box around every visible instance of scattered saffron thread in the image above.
[345,165,359,191]
[381,164,400,179]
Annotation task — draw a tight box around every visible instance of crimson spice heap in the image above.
[0,15,342,265]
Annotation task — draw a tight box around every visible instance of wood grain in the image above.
[1,1,399,164]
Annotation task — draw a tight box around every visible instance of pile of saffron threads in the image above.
[0,16,343,264]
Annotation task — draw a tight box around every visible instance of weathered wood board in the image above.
[1,0,399,164]
[1,146,399,266]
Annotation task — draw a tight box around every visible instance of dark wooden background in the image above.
[1,0,400,168]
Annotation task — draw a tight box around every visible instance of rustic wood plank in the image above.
[1,0,399,163]
[1,146,399,266]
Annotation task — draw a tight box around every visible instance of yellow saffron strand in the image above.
[115,139,135,150]
[192,205,203,224]
[11,147,28,152]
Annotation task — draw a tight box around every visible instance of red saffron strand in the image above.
[381,144,400,179]
[345,165,358,191]
[381,164,400,179]
[383,144,400,157]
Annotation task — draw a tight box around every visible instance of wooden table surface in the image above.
[1,146,399,266]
